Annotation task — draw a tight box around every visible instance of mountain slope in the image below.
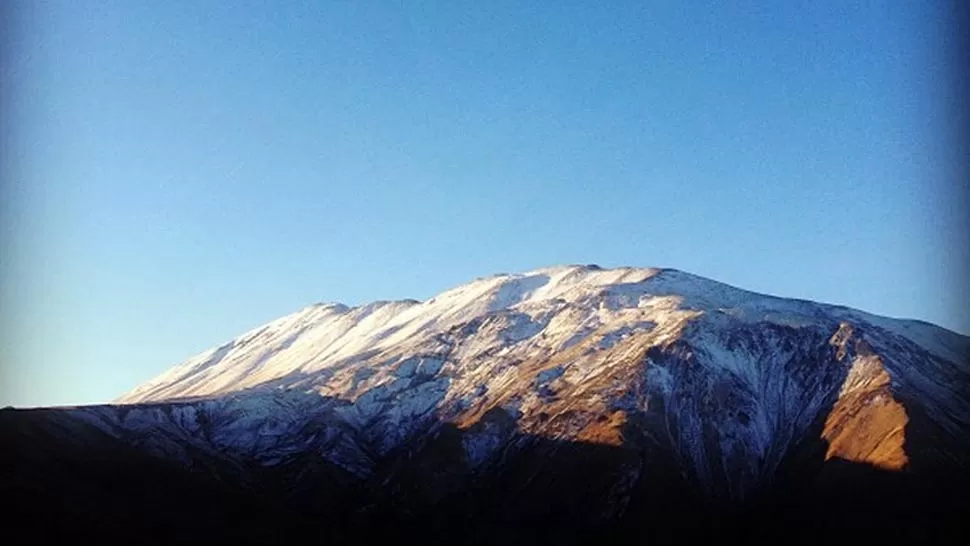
[4,264,969,544]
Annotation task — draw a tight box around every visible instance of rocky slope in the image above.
[3,265,969,544]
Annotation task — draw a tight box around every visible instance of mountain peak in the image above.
[15,264,970,544]
[117,264,967,408]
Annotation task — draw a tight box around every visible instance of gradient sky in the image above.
[2,1,967,407]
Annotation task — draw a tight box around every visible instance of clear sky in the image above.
[1,1,967,407]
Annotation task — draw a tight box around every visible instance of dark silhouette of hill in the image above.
[3,403,968,545]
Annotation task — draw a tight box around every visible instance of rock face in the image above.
[3,265,969,545]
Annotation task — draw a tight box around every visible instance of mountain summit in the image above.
[5,265,969,545]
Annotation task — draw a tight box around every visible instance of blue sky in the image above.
[2,1,967,407]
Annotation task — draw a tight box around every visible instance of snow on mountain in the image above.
[118,265,665,402]
[23,264,966,504]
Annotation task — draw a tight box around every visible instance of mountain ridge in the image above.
[4,263,969,545]
[116,264,968,405]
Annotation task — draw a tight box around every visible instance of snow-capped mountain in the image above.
[4,265,969,545]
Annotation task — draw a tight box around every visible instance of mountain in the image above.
[3,265,969,545]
